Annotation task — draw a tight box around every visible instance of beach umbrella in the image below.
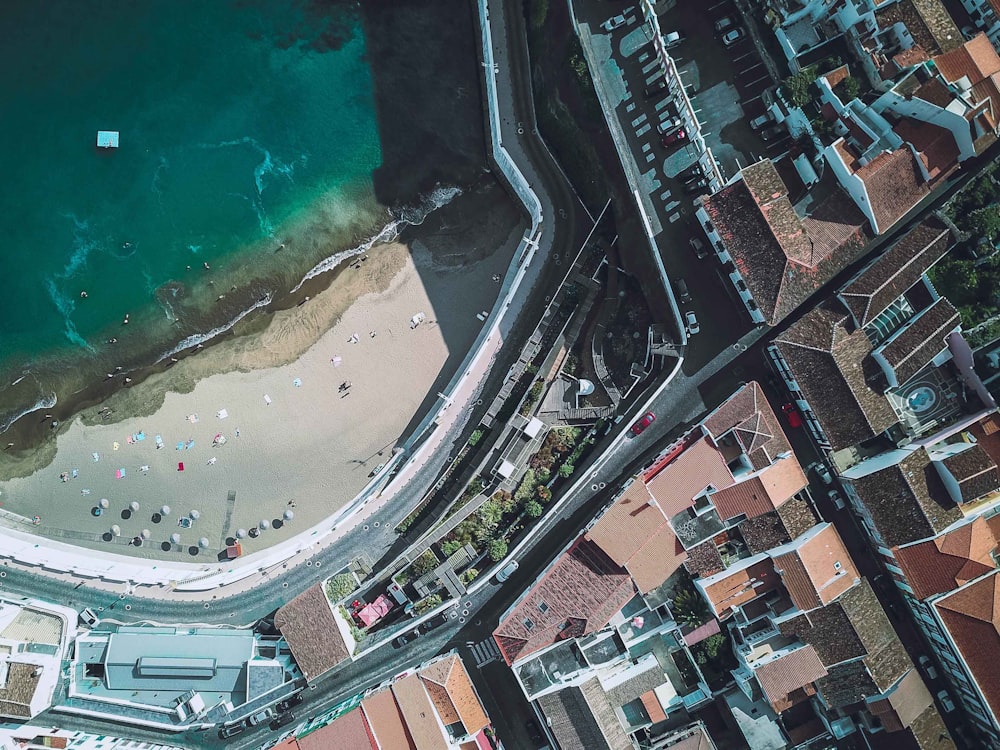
[236,528,247,539]
[140,529,151,540]
[170,533,181,545]
[160,505,170,516]
[111,525,121,537]
[259,519,270,530]
[99,498,109,509]
[189,509,200,520]
[198,537,210,548]
[129,501,140,511]
[283,509,294,521]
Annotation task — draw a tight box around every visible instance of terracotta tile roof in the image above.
[779,579,912,702]
[755,645,828,712]
[876,0,963,55]
[894,45,932,71]
[900,703,959,750]
[585,482,687,593]
[969,413,1000,465]
[771,524,858,611]
[684,540,726,577]
[876,297,960,385]
[934,33,1000,85]
[640,690,667,724]
[536,677,632,750]
[868,668,934,732]
[392,674,448,750]
[838,220,951,327]
[701,556,781,619]
[856,149,929,234]
[895,118,961,182]
[362,690,417,750]
[940,444,1000,503]
[702,382,794,471]
[849,449,963,548]
[970,75,1000,127]
[934,570,1000,720]
[771,301,898,451]
[492,538,635,665]
[776,494,821,540]
[823,64,851,90]
[274,583,351,683]
[0,662,40,720]
[299,709,376,750]
[419,654,489,736]
[894,515,1000,599]
[701,164,869,324]
[913,77,957,108]
[738,509,795,554]
[710,455,807,521]
[645,438,735,518]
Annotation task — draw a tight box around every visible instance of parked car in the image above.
[685,311,700,335]
[760,124,786,141]
[394,629,420,648]
[749,113,773,130]
[496,559,519,582]
[277,694,305,712]
[683,178,709,195]
[601,14,626,32]
[721,28,745,46]
[919,655,939,680]
[679,162,703,180]
[828,489,846,510]
[525,718,544,742]
[218,723,245,739]
[676,278,691,303]
[663,31,685,48]
[781,402,803,428]
[247,708,274,727]
[631,412,656,435]
[937,689,956,713]
[644,78,668,98]
[714,15,736,33]
[808,461,833,485]
[79,608,99,627]
[270,712,296,730]
[689,236,708,259]
[661,128,688,149]
[656,117,681,134]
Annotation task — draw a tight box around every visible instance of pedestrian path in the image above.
[469,637,502,668]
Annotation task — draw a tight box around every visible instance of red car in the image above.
[631,412,656,435]
[661,128,687,148]
[782,403,803,429]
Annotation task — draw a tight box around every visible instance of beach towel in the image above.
[187,414,199,423]
[293,378,302,387]
[81,489,90,496]
[126,436,134,445]
[71,469,78,478]
[216,409,228,420]
[115,468,125,479]
[177,462,185,472]
[113,442,120,451]
[136,432,145,441]
[139,465,150,472]
[155,435,163,449]
[263,394,272,405]
[331,355,342,367]
[176,442,184,451]
[185,439,195,450]
[92,452,100,462]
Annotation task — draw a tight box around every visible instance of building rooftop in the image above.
[939,444,1000,504]
[770,523,858,612]
[0,662,41,720]
[894,514,1000,599]
[699,556,781,619]
[700,163,868,325]
[867,667,934,733]
[754,644,828,712]
[274,583,351,683]
[849,449,963,548]
[702,382,795,472]
[772,301,898,451]
[585,481,687,594]
[934,570,1000,724]
[875,297,960,386]
[493,538,635,665]
[298,709,376,750]
[894,117,961,182]
[709,455,807,522]
[536,676,632,750]
[874,0,963,55]
[362,689,416,750]
[645,438,736,518]
[837,220,951,328]
[418,654,489,737]
[855,149,930,234]
[933,32,1000,86]
[392,674,448,750]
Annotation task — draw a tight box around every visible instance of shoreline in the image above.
[0,179,527,561]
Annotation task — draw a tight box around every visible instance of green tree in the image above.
[440,539,462,557]
[842,75,861,100]
[525,500,544,518]
[411,549,439,576]
[782,65,818,107]
[462,568,480,584]
[558,463,575,478]
[488,538,509,562]
[325,573,358,603]
[673,588,709,627]
[415,594,443,615]
[515,469,538,502]
[530,0,549,29]
[536,485,552,503]
[469,429,484,447]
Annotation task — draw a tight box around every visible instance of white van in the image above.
[496,560,519,583]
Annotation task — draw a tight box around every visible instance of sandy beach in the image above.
[0,185,525,560]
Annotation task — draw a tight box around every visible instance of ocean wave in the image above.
[157,291,274,361]
[56,214,98,280]
[291,184,463,292]
[44,278,93,352]
[0,392,57,434]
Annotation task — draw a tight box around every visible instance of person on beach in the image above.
[108,338,118,344]
[369,330,376,338]
[203,262,211,270]
[80,291,88,298]
[122,314,129,325]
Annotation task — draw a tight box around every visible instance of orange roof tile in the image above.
[755,645,828,712]
[274,583,351,683]
[645,438,735,518]
[626,523,687,594]
[934,33,1000,84]
[894,515,1000,599]
[392,675,448,750]
[640,690,667,724]
[894,117,961,182]
[419,655,490,737]
[772,524,858,611]
[934,571,1000,721]
[298,709,375,750]
[701,557,781,619]
[856,149,929,233]
[868,668,934,732]
[363,690,417,750]
[710,455,807,521]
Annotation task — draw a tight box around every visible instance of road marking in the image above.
[470,638,502,668]
[743,75,771,88]
[741,95,763,106]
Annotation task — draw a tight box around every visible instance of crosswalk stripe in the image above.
[470,638,501,667]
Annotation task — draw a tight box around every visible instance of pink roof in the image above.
[356,595,394,627]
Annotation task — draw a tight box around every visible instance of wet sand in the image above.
[0,184,526,560]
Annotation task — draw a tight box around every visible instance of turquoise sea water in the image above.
[0,0,386,425]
